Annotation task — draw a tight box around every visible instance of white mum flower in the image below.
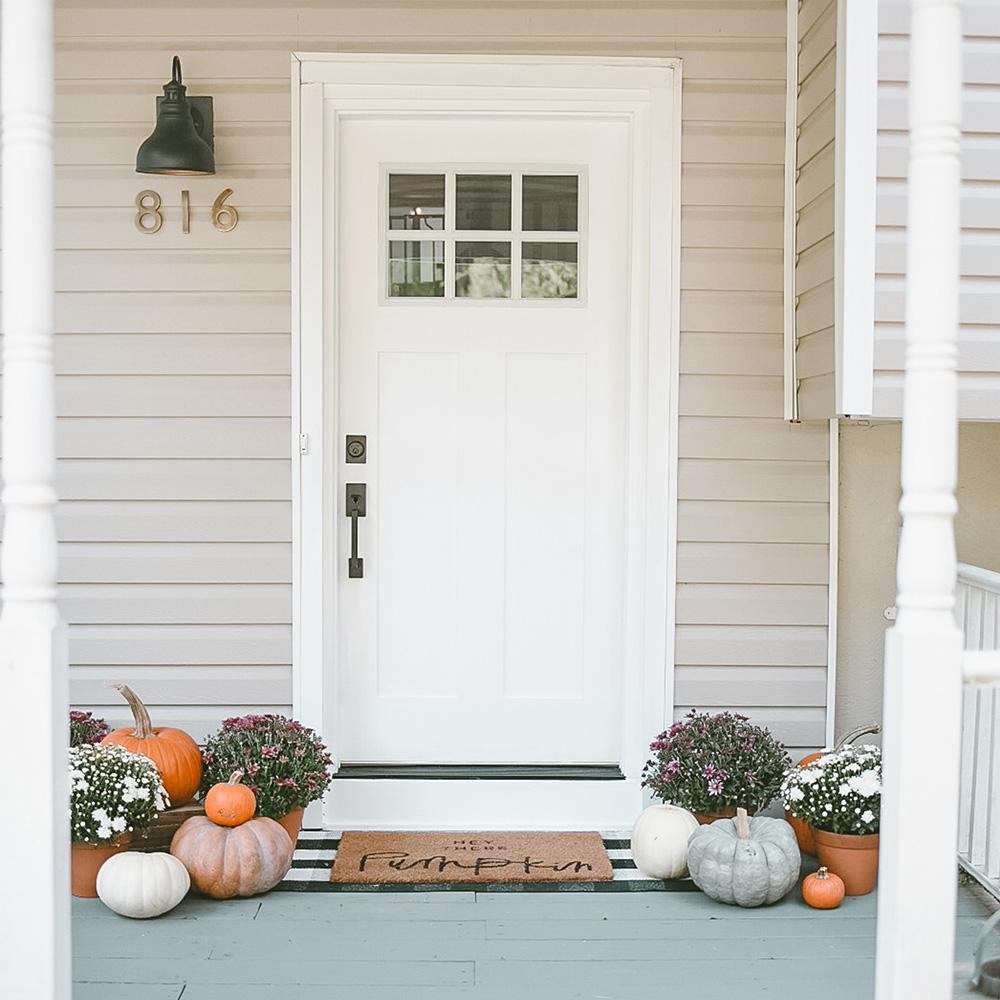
[861,810,875,824]
[111,816,127,832]
[786,786,804,802]
[849,770,881,797]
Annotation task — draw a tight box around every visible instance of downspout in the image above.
[0,0,71,997]
[783,0,800,423]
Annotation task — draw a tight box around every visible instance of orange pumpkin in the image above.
[170,815,293,898]
[102,684,202,806]
[204,771,257,827]
[802,866,846,909]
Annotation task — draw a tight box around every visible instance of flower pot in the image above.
[694,806,756,826]
[811,828,879,895]
[785,810,817,855]
[274,807,304,848]
[71,833,131,898]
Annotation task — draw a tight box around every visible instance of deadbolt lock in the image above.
[346,435,367,463]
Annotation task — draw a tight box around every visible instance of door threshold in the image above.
[323,775,643,830]
[334,764,626,781]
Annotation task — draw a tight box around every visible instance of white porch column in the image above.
[874,1,963,999]
[0,1,70,998]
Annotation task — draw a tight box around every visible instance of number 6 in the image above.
[212,188,239,232]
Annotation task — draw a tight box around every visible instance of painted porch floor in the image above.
[72,861,997,1000]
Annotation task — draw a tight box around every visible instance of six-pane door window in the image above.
[386,171,580,301]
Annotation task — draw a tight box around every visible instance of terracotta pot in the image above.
[785,810,817,855]
[694,806,755,826]
[273,807,304,848]
[811,828,879,895]
[71,833,131,897]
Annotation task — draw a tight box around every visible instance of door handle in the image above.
[346,483,366,578]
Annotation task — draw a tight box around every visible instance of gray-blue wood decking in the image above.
[72,876,996,1000]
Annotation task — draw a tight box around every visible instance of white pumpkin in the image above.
[630,803,700,879]
[96,851,190,918]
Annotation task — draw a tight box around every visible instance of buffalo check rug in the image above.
[276,831,701,893]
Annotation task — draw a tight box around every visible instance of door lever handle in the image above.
[346,484,366,578]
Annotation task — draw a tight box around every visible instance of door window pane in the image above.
[389,174,445,230]
[389,241,445,297]
[455,174,512,231]
[522,175,578,232]
[455,242,511,298]
[521,242,578,299]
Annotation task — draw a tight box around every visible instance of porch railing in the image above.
[956,562,1000,899]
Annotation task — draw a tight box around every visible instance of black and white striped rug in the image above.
[277,831,700,893]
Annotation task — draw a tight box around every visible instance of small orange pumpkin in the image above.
[802,866,846,909]
[101,684,202,806]
[204,771,257,827]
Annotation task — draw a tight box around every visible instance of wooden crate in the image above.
[131,801,204,853]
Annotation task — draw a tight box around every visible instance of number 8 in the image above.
[134,190,163,233]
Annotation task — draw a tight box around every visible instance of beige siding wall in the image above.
[794,0,838,419]
[47,1,828,750]
[874,0,1000,418]
[836,421,1000,738]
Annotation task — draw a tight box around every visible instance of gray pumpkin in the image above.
[686,808,801,907]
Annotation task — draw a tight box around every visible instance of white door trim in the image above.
[291,53,682,829]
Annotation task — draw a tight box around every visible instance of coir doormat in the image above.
[329,831,614,884]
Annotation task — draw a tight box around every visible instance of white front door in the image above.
[295,55,680,829]
[336,117,629,767]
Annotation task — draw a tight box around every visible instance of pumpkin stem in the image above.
[110,683,154,740]
[736,807,751,839]
[835,722,881,750]
[229,771,245,785]
[816,866,830,880]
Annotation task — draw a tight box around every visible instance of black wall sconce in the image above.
[136,56,215,175]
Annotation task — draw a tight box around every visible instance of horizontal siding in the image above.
[873,0,1000,418]
[25,0,825,752]
[60,584,290,624]
[794,0,838,420]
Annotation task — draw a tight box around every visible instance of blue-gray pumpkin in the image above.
[686,808,801,907]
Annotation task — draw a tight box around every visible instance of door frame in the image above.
[291,53,682,829]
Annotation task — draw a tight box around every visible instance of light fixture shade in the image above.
[136,56,215,175]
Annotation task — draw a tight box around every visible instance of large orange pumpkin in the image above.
[101,684,202,806]
[170,815,293,898]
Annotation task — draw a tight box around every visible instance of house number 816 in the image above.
[135,189,239,234]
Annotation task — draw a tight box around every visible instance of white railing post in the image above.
[874,1,964,999]
[0,1,71,998]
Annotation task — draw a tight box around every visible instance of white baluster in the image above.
[874,1,964,998]
[0,1,70,997]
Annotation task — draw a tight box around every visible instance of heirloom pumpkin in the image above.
[96,851,190,919]
[630,804,700,879]
[170,815,294,898]
[102,684,202,806]
[204,771,257,827]
[802,866,846,909]
[686,807,801,907]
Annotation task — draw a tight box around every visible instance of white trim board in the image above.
[834,0,877,416]
[291,53,681,830]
